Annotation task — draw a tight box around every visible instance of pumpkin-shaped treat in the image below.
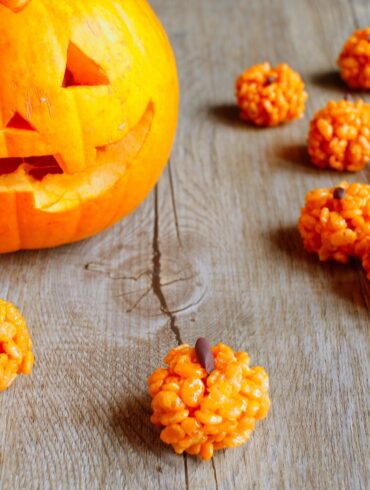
[307,98,370,172]
[148,338,270,460]
[0,0,179,252]
[299,182,370,277]
[0,299,34,391]
[235,62,307,127]
[338,28,370,89]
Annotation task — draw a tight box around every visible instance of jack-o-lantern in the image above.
[0,0,179,252]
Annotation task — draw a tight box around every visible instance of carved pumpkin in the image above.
[0,0,179,252]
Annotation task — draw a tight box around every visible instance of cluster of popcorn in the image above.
[338,28,370,89]
[236,62,307,127]
[0,299,34,391]
[299,182,370,277]
[307,99,370,172]
[148,339,270,460]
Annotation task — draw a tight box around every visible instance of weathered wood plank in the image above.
[0,0,369,489]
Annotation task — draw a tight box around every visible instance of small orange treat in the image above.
[338,28,370,89]
[299,182,370,277]
[235,62,307,127]
[308,98,370,172]
[148,338,270,460]
[0,299,34,391]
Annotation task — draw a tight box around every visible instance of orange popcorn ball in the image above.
[235,62,307,127]
[148,338,270,460]
[338,28,370,89]
[307,98,370,172]
[298,182,370,277]
[0,299,34,391]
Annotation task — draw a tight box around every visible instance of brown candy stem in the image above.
[266,75,277,85]
[334,187,346,199]
[195,338,215,374]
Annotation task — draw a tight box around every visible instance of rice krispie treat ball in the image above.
[338,28,370,89]
[148,338,270,460]
[0,299,34,391]
[307,98,370,172]
[299,182,370,276]
[235,62,307,127]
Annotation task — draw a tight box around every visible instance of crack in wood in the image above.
[85,249,201,316]
[125,287,152,313]
[211,459,219,490]
[85,264,195,289]
[115,279,204,314]
[162,274,198,288]
[149,288,207,318]
[183,453,190,490]
[85,263,152,282]
[168,161,182,247]
[152,184,189,487]
[152,186,183,345]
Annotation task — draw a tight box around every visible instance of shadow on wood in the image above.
[109,394,170,457]
[269,225,369,310]
[273,143,327,176]
[309,69,348,94]
[276,143,312,169]
[207,103,265,130]
[273,143,356,178]
[208,103,244,127]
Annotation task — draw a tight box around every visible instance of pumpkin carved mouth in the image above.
[0,155,63,180]
[0,101,154,182]
[0,102,154,210]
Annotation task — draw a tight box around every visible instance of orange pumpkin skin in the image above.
[0,0,179,252]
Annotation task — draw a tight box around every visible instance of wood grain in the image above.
[0,0,369,489]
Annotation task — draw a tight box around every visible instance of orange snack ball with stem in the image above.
[298,182,370,276]
[338,28,370,89]
[0,299,34,391]
[307,98,370,172]
[235,62,307,127]
[148,338,270,460]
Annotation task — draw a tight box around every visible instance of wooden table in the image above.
[1,1,369,488]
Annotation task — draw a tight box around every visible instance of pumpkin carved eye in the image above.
[5,112,37,132]
[0,0,31,12]
[62,42,110,88]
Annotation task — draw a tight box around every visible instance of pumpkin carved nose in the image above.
[0,0,31,11]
